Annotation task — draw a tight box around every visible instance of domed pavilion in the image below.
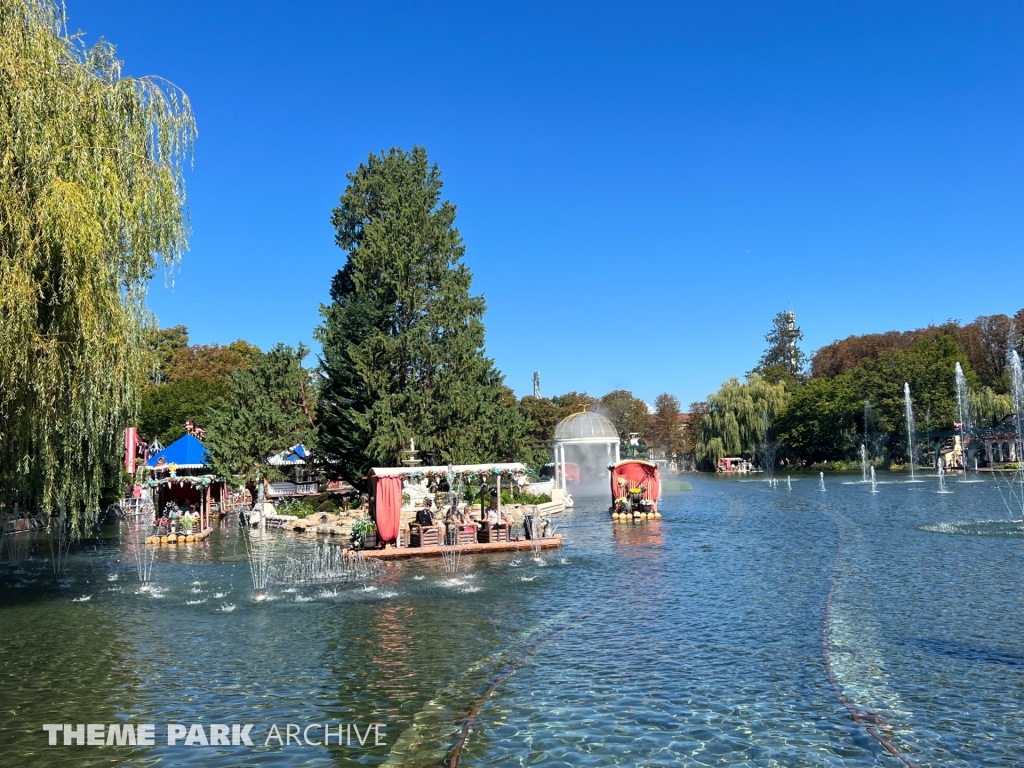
[552,409,620,492]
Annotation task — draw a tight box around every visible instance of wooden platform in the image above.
[361,534,563,560]
[146,527,214,546]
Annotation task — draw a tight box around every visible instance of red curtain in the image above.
[373,475,402,544]
[610,462,660,501]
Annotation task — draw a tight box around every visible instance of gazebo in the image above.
[552,410,620,492]
[144,433,224,531]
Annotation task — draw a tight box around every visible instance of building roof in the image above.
[553,410,619,443]
[368,462,527,478]
[268,444,308,466]
[145,433,209,469]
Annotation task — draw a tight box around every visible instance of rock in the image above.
[291,519,310,530]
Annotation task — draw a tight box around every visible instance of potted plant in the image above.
[350,518,377,550]
[181,516,195,535]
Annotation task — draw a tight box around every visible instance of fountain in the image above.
[860,444,868,483]
[936,457,951,494]
[242,515,277,599]
[870,466,878,494]
[953,362,982,482]
[819,472,826,492]
[786,476,792,491]
[904,382,920,481]
[279,540,383,585]
[47,510,72,582]
[124,507,156,590]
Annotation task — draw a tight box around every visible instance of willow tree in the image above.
[695,377,789,467]
[0,0,195,532]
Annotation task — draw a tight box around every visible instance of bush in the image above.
[500,490,552,505]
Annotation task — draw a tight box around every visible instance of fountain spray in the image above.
[904,383,917,481]
[870,466,878,494]
[860,444,868,483]
[819,472,826,492]
[937,458,950,494]
[124,503,156,590]
[954,362,975,479]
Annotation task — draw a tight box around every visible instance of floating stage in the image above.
[360,534,563,560]
[146,527,214,546]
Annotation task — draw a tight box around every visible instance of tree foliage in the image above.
[167,343,250,384]
[316,147,526,485]
[647,393,687,457]
[139,379,227,446]
[598,389,650,439]
[775,375,858,463]
[0,0,195,528]
[205,345,315,486]
[696,377,789,467]
[751,311,806,384]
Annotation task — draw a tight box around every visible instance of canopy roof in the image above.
[554,410,618,444]
[368,462,527,479]
[146,433,209,470]
[268,444,308,466]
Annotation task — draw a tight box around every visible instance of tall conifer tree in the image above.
[316,147,525,485]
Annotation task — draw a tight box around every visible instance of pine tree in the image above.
[751,311,807,384]
[316,147,526,486]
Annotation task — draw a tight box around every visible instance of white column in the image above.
[560,444,567,492]
[614,441,620,464]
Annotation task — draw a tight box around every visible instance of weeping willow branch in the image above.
[0,0,196,535]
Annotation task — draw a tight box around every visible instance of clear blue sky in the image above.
[72,1,1024,407]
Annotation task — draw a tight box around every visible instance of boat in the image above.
[609,460,661,521]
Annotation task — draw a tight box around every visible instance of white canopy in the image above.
[368,462,527,478]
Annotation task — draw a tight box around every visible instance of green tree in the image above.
[751,311,807,384]
[139,378,228,446]
[648,393,687,458]
[599,389,651,439]
[145,325,190,385]
[0,0,195,529]
[167,343,248,384]
[205,345,316,487]
[850,334,974,434]
[696,377,789,467]
[316,146,526,485]
[776,375,859,463]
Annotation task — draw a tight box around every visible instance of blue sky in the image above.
[72,1,1024,407]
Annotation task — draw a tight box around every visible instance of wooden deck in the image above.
[361,534,563,560]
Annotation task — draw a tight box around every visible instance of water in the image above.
[2,477,1024,766]
[860,443,868,483]
[820,471,826,492]
[904,382,918,481]
[870,465,878,494]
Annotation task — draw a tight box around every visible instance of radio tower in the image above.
[533,371,541,398]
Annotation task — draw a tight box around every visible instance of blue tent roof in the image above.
[146,433,210,468]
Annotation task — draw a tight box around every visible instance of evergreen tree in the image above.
[316,147,526,486]
[205,345,315,487]
[752,311,807,384]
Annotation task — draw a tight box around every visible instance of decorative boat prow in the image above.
[609,460,662,521]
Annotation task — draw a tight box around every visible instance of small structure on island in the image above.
[552,409,620,493]
[144,432,223,537]
[266,444,355,498]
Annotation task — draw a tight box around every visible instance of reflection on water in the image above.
[1,476,1023,766]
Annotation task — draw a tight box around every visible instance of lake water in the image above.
[2,473,1023,767]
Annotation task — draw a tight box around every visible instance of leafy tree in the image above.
[167,344,248,384]
[227,339,263,368]
[696,377,789,467]
[139,379,228,446]
[850,334,974,434]
[751,311,806,384]
[205,345,316,486]
[316,146,526,485]
[519,395,560,466]
[599,389,650,439]
[145,325,190,385]
[776,375,859,463]
[648,393,687,458]
[0,0,195,529]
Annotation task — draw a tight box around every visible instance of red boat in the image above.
[609,460,661,521]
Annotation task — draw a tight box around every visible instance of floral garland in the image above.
[395,466,527,481]
[146,474,219,489]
